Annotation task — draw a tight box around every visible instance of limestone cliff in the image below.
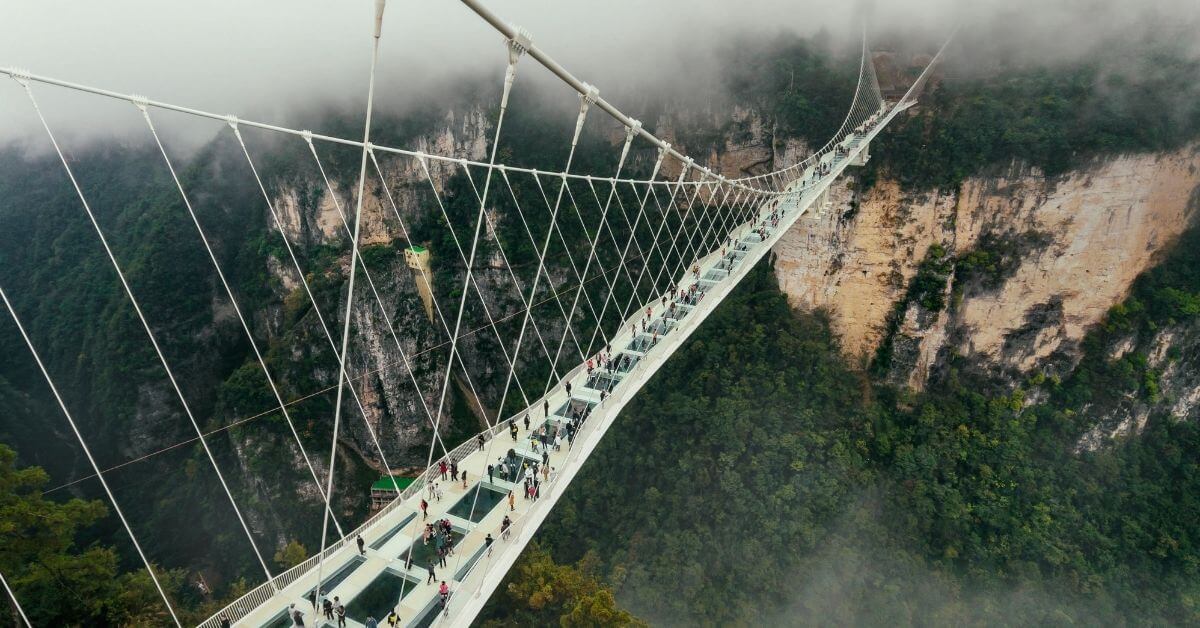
[772,144,1200,391]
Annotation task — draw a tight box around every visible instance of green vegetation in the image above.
[869,40,1200,190]
[4,23,1200,627]
[0,444,193,625]
[274,540,309,569]
[496,245,1200,624]
[480,545,646,627]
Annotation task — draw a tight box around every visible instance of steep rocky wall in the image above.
[773,143,1200,385]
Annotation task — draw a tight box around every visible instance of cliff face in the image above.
[773,145,1200,388]
[253,107,493,473]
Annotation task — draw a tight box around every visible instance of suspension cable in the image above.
[136,104,346,538]
[315,0,388,606]
[12,75,279,593]
[0,570,31,628]
[0,285,180,626]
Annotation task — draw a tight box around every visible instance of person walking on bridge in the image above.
[356,534,365,556]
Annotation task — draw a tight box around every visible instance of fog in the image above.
[1,0,1197,149]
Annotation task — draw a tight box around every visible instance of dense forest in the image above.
[484,218,1200,625]
[4,15,1200,627]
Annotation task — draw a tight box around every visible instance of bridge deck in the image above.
[209,107,903,628]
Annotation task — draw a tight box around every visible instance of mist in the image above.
[1,0,1198,151]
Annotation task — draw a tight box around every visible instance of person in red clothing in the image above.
[420,498,429,520]
[438,460,448,480]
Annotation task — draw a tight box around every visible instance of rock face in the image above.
[773,144,1200,386]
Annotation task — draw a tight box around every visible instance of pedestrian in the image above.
[421,498,428,520]
[523,414,530,431]
[508,491,515,511]
[542,451,549,467]
[323,596,334,620]
[501,515,512,540]
[290,603,304,627]
[451,460,458,482]
[462,470,468,489]
[365,617,378,628]
[427,559,437,585]
[387,610,399,627]
[439,460,448,480]
[356,534,365,556]
[477,434,485,451]
[544,400,550,417]
[487,463,495,484]
[439,581,450,606]
[336,602,347,628]
[542,464,549,483]
[565,382,572,395]
[485,532,495,556]
[220,616,231,628]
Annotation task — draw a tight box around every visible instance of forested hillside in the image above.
[4,16,1200,626]
[485,235,1200,625]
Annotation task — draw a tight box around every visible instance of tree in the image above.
[481,545,645,627]
[274,540,309,569]
[0,444,184,625]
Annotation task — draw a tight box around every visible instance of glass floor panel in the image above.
[261,610,292,628]
[554,398,595,420]
[663,307,689,321]
[345,569,421,625]
[647,319,674,335]
[398,525,467,569]
[613,353,640,374]
[409,597,447,628]
[584,372,620,392]
[525,421,562,452]
[493,451,540,483]
[306,555,367,597]
[369,512,417,550]
[626,335,659,353]
[453,543,489,581]
[447,483,507,523]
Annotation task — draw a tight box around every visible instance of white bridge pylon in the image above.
[0,0,952,625]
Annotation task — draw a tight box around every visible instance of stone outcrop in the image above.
[773,144,1200,385]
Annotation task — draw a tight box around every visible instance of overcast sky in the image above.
[1,0,1196,149]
